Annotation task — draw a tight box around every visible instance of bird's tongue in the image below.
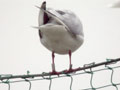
[43,12,49,24]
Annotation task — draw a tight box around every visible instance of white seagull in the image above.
[36,1,84,74]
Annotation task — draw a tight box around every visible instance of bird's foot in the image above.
[64,69,74,73]
[63,65,81,74]
[62,64,73,73]
[50,70,60,75]
[50,64,60,75]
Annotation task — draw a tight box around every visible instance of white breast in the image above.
[40,24,84,54]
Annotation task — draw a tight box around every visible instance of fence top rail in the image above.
[0,58,120,80]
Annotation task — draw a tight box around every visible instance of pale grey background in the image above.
[0,0,120,90]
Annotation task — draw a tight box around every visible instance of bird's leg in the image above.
[69,50,72,70]
[63,50,73,73]
[50,51,60,75]
[52,51,55,72]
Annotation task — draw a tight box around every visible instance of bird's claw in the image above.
[63,69,74,74]
[63,65,81,74]
[50,64,60,75]
[50,70,60,75]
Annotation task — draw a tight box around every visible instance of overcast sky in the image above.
[0,0,120,90]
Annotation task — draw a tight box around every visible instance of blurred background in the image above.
[0,0,120,90]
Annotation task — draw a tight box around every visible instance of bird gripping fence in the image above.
[0,58,120,90]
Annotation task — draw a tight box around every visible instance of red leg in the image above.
[52,51,55,72]
[50,51,60,75]
[69,50,72,70]
[63,50,73,73]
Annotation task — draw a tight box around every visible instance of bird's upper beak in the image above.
[37,1,69,31]
[41,1,46,10]
[38,1,49,25]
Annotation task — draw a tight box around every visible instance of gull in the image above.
[36,1,84,74]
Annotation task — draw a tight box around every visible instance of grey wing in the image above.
[50,9,84,36]
[61,10,83,36]
[41,8,83,36]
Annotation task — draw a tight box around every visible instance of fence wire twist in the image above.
[0,58,120,90]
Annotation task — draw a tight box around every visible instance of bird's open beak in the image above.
[41,1,50,24]
[36,1,69,31]
[36,1,49,25]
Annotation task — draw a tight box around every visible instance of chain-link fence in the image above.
[0,58,120,90]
